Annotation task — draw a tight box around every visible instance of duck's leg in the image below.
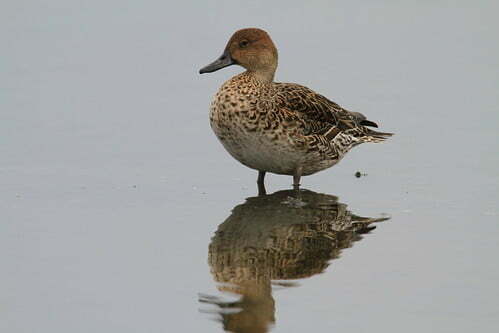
[293,167,302,191]
[257,171,267,196]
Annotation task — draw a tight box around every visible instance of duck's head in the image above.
[199,28,278,82]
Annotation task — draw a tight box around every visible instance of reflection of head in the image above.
[200,280,275,333]
[203,189,388,333]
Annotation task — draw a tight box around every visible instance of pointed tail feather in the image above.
[363,128,394,143]
[360,119,379,128]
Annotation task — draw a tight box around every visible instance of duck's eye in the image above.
[239,40,249,48]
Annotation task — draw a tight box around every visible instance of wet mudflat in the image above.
[2,1,498,332]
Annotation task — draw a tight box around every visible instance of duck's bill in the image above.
[199,51,235,74]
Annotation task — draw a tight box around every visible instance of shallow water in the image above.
[2,1,498,332]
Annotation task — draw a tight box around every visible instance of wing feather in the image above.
[273,82,379,139]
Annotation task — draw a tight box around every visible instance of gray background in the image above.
[2,0,498,332]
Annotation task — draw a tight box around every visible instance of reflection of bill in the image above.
[200,189,389,333]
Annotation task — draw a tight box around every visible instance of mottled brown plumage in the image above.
[200,28,392,190]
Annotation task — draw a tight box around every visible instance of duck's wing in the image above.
[273,82,381,138]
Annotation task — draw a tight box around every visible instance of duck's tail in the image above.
[347,112,393,143]
[362,128,394,143]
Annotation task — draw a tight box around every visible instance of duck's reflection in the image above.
[200,189,389,333]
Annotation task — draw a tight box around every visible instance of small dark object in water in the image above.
[355,171,362,178]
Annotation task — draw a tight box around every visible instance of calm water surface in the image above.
[1,1,498,332]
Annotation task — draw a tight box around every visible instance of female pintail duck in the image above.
[199,28,392,194]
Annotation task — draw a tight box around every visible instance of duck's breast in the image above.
[209,88,308,175]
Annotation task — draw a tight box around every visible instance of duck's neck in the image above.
[246,67,276,84]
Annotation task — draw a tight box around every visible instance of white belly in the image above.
[215,128,301,175]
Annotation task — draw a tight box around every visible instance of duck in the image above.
[199,28,392,194]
